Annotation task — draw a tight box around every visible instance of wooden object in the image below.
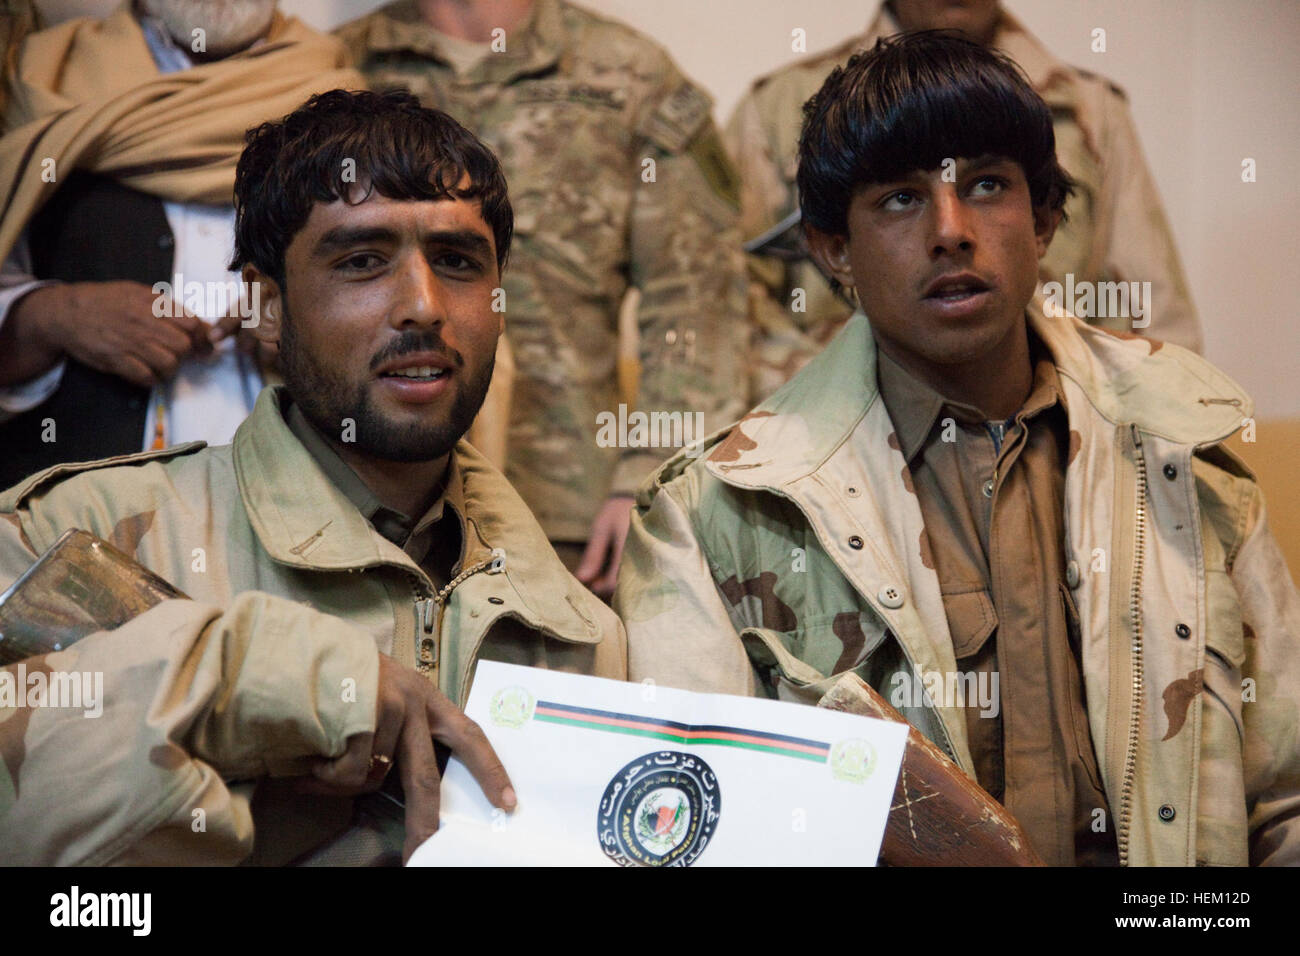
[0,528,185,665]
[818,672,1043,866]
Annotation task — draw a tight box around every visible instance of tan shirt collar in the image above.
[876,330,1066,464]
[284,400,467,569]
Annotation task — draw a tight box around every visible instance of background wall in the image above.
[32,0,1300,574]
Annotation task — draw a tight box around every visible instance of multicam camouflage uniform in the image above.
[614,304,1300,866]
[337,0,748,543]
[727,3,1205,401]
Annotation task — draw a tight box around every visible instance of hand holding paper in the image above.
[409,662,909,866]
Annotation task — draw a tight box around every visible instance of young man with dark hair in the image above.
[0,88,625,866]
[730,0,1204,403]
[616,33,1300,866]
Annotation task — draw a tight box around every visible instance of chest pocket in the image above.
[738,608,891,704]
[941,588,997,661]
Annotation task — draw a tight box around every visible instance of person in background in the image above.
[337,0,749,597]
[728,0,1203,401]
[0,0,359,488]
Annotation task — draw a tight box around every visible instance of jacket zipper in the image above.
[409,555,505,676]
[409,575,438,675]
[1117,423,1149,865]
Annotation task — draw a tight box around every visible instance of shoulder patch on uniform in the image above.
[640,80,713,154]
[0,441,207,513]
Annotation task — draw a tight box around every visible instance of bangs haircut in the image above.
[230,88,513,289]
[797,31,1074,237]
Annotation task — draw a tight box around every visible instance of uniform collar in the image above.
[357,0,565,84]
[699,300,1250,492]
[283,399,454,548]
[876,331,1066,464]
[233,386,601,644]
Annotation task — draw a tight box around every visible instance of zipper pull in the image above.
[415,597,438,672]
[1129,423,1143,448]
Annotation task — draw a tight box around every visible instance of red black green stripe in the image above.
[532,700,830,762]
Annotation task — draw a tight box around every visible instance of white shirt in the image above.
[0,15,261,449]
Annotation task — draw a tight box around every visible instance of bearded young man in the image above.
[615,33,1300,866]
[0,89,625,866]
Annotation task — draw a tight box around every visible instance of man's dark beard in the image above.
[279,307,495,463]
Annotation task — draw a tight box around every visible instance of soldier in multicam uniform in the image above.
[336,0,749,595]
[728,0,1204,401]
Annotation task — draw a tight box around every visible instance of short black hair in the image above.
[797,31,1074,238]
[230,88,513,289]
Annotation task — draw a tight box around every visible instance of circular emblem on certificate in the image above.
[829,738,877,783]
[597,751,720,867]
[489,685,535,729]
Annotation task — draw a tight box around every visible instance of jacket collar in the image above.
[701,302,1251,492]
[233,386,600,644]
[357,0,565,84]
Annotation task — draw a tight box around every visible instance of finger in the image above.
[369,690,403,786]
[212,312,243,343]
[593,517,631,597]
[310,731,374,791]
[573,530,608,584]
[136,342,181,383]
[398,705,442,864]
[136,314,194,357]
[103,354,159,389]
[592,570,617,600]
[164,305,212,351]
[424,690,515,813]
[148,308,212,358]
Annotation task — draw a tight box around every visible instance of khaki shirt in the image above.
[726,3,1203,401]
[337,0,749,542]
[285,401,468,593]
[876,341,1116,865]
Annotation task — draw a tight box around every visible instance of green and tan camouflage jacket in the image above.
[0,387,625,865]
[615,307,1298,866]
[337,0,749,542]
[727,3,1203,400]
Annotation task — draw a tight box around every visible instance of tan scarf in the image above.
[0,4,514,470]
[0,3,363,262]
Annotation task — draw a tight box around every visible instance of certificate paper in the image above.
[409,662,908,867]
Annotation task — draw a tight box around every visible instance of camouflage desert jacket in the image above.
[0,387,625,865]
[615,308,1299,866]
